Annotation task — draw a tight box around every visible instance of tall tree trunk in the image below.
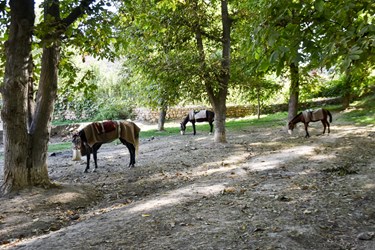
[213,0,230,143]
[287,62,300,122]
[257,86,261,119]
[1,0,95,194]
[1,0,36,193]
[158,105,167,131]
[342,68,352,109]
[195,0,230,143]
[26,43,60,187]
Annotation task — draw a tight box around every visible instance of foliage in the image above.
[93,98,134,121]
[317,0,375,72]
[54,53,99,121]
[313,71,375,98]
[338,94,375,124]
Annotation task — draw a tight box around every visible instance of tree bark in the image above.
[1,0,36,193]
[158,105,167,131]
[342,68,352,109]
[1,0,94,194]
[214,0,230,143]
[287,62,300,122]
[257,87,261,119]
[194,0,230,143]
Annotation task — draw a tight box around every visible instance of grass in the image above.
[337,95,375,125]
[48,142,72,152]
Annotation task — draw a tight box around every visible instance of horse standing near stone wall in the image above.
[180,110,215,135]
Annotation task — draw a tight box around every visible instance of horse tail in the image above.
[134,123,141,156]
[327,110,332,123]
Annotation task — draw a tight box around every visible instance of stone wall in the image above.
[134,97,341,122]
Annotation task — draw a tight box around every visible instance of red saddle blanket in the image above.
[93,121,117,135]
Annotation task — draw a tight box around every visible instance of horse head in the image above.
[72,132,82,150]
[180,122,186,135]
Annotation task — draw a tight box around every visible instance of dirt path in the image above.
[1,118,374,249]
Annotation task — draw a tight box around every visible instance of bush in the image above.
[93,99,134,121]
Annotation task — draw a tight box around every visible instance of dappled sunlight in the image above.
[363,183,375,190]
[309,154,336,161]
[48,192,86,204]
[244,145,315,171]
[127,183,225,213]
[193,152,251,177]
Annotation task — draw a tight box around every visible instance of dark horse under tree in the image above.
[72,120,140,173]
[180,110,215,135]
[288,108,332,138]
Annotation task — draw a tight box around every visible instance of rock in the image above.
[357,232,374,241]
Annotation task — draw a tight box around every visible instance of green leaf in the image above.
[314,0,324,13]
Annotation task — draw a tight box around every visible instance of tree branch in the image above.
[61,0,95,28]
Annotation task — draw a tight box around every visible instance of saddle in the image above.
[93,121,117,135]
[303,109,324,122]
[189,110,207,120]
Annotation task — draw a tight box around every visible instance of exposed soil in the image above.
[0,112,374,250]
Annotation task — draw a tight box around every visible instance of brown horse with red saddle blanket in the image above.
[72,120,140,173]
[288,108,332,138]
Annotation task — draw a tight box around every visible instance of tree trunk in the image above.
[211,95,227,143]
[158,105,167,131]
[1,0,95,194]
[342,69,352,109]
[211,0,231,143]
[1,0,36,193]
[287,62,300,122]
[195,0,230,143]
[26,43,60,187]
[257,88,261,119]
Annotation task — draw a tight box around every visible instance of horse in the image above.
[72,120,140,173]
[180,110,215,135]
[288,108,332,138]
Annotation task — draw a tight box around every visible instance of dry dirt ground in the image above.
[0,112,374,250]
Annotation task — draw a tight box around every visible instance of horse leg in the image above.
[121,139,136,168]
[192,121,196,135]
[84,150,91,173]
[321,120,326,134]
[304,123,310,138]
[92,148,98,172]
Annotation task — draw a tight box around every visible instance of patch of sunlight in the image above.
[245,145,315,171]
[127,183,226,213]
[364,183,375,189]
[48,192,85,204]
[193,136,212,142]
[194,152,251,177]
[309,154,336,161]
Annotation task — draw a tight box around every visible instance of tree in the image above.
[119,0,232,142]
[0,0,114,194]
[238,0,326,121]
[317,0,375,108]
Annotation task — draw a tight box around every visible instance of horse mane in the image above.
[181,114,189,125]
[290,112,303,123]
